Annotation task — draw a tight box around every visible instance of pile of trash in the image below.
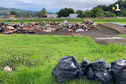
[64,20,96,32]
[0,20,96,34]
[52,56,126,84]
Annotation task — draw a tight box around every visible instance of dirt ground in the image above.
[3,24,126,45]
[34,24,126,45]
[101,23,126,35]
[35,25,118,37]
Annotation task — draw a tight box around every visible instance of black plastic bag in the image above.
[92,59,111,71]
[84,63,96,80]
[94,69,112,84]
[52,56,79,82]
[85,59,112,84]
[93,59,112,84]
[111,59,126,84]
[79,60,90,79]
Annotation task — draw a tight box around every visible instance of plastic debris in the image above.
[4,66,12,72]
[111,59,126,84]
[76,29,84,32]
[85,59,112,84]
[0,20,96,34]
[52,56,80,82]
[52,57,113,84]
[79,60,90,79]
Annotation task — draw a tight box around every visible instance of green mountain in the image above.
[0,7,56,17]
[94,0,126,16]
[0,7,39,17]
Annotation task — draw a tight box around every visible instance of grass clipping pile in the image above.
[52,56,126,84]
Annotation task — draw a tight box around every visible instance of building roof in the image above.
[9,15,16,17]
[69,14,78,15]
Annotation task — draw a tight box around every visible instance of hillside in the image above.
[95,0,126,16]
[0,7,55,17]
[0,7,39,17]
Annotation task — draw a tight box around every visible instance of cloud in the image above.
[0,0,119,12]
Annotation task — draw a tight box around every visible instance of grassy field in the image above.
[1,18,126,24]
[117,34,126,38]
[0,34,126,84]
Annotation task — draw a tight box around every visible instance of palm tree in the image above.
[38,8,47,18]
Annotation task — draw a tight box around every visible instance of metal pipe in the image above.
[111,22,126,27]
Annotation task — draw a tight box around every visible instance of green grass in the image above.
[0,34,126,84]
[115,22,126,24]
[1,18,126,24]
[117,34,126,38]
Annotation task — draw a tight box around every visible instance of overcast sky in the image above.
[0,0,119,12]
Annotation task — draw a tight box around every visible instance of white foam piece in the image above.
[95,37,124,40]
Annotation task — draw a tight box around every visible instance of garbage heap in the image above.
[52,56,126,84]
[66,20,96,32]
[0,20,96,34]
[0,22,6,32]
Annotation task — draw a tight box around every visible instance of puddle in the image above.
[95,37,124,40]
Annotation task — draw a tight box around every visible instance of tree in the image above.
[96,8,104,17]
[30,13,32,17]
[58,8,74,17]
[58,9,66,17]
[56,12,59,14]
[38,8,47,18]
[66,8,74,15]
[90,8,104,17]
[97,5,107,11]
[104,11,116,17]
[40,8,47,18]
[112,10,125,16]
[82,10,91,17]
[10,11,18,16]
[37,12,40,18]
[121,12,126,16]
[76,10,83,17]
[26,13,30,17]
[94,0,126,16]
[85,10,91,17]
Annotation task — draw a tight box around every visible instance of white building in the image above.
[69,14,78,18]
[1,15,4,18]
[46,14,58,18]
